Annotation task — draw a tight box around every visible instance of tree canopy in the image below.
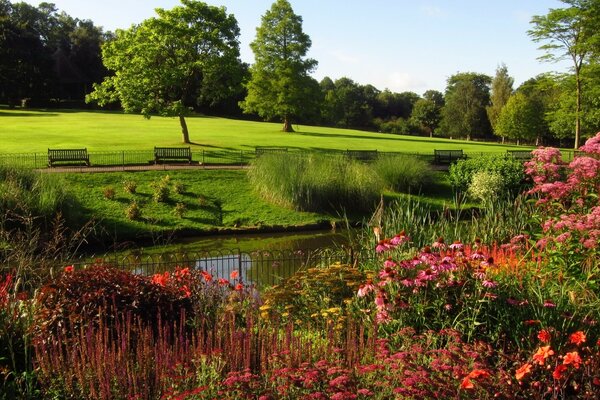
[87,0,243,143]
[241,0,319,132]
[487,64,514,142]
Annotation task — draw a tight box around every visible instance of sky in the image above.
[20,0,573,95]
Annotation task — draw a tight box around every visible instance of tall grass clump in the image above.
[0,164,70,220]
[373,154,432,193]
[249,153,383,213]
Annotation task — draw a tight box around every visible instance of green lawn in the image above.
[64,169,331,244]
[0,108,530,154]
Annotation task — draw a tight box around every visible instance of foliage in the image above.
[248,153,383,214]
[467,170,505,204]
[411,96,443,136]
[122,180,137,194]
[373,154,432,193]
[496,91,546,145]
[173,202,187,218]
[487,63,514,138]
[448,153,526,195]
[87,0,243,143]
[260,263,365,323]
[528,0,595,148]
[321,77,377,129]
[439,72,492,140]
[102,186,115,200]
[241,0,320,132]
[125,201,141,221]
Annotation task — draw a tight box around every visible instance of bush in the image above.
[173,181,185,194]
[249,153,382,213]
[467,170,505,203]
[173,202,186,218]
[373,154,432,193]
[449,154,525,195]
[152,183,169,203]
[123,180,137,194]
[102,186,115,200]
[125,201,141,220]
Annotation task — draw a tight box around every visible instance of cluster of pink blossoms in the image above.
[359,237,498,324]
[524,132,600,252]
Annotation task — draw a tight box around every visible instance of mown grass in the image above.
[64,170,330,245]
[0,108,529,154]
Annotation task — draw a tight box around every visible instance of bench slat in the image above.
[48,148,90,167]
[154,147,192,164]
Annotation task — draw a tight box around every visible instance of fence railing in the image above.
[64,248,375,289]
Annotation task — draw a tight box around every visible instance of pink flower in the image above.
[482,280,497,288]
[390,231,409,246]
[449,241,463,250]
[383,258,397,268]
[357,282,375,297]
[579,132,600,155]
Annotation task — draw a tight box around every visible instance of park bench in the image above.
[154,147,192,164]
[255,146,288,157]
[506,150,533,162]
[433,149,465,164]
[345,149,378,162]
[48,148,90,167]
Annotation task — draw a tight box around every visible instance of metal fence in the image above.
[67,248,374,289]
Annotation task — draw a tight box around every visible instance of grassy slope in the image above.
[65,170,329,243]
[0,108,529,154]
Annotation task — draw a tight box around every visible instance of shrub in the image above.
[152,182,169,203]
[373,154,432,193]
[102,186,115,200]
[174,202,187,218]
[173,181,185,194]
[125,201,141,220]
[449,154,525,195]
[467,170,504,203]
[249,153,382,213]
[122,180,137,194]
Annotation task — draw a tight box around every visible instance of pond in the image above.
[81,229,364,289]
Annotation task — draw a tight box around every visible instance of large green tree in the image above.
[241,0,319,132]
[439,72,492,140]
[487,64,514,142]
[496,92,546,145]
[87,0,242,143]
[529,0,595,149]
[411,96,443,137]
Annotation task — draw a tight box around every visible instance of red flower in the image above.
[569,331,586,346]
[235,283,243,291]
[460,377,474,390]
[218,278,230,286]
[515,363,532,381]
[180,285,191,298]
[64,265,74,273]
[230,270,239,280]
[553,364,568,380]
[563,351,582,369]
[151,272,169,286]
[532,346,554,365]
[523,319,541,326]
[468,369,491,379]
[201,271,212,282]
[537,329,551,343]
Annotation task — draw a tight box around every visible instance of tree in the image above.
[439,72,492,140]
[411,97,442,137]
[487,64,514,142]
[496,92,545,145]
[241,0,318,132]
[87,0,242,143]
[529,0,594,149]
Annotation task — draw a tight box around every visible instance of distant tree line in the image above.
[2,0,600,147]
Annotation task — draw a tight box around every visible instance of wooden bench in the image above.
[506,150,533,161]
[433,149,464,164]
[345,149,378,162]
[154,147,192,164]
[48,148,90,167]
[255,146,288,157]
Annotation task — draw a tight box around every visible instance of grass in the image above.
[64,169,331,245]
[0,108,531,154]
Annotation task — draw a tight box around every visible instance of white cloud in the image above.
[381,72,428,93]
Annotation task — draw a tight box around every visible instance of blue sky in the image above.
[21,0,572,94]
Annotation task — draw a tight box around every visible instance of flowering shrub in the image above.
[513,329,600,399]
[449,153,526,194]
[467,170,505,204]
[524,132,600,278]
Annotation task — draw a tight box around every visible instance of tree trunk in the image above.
[282,116,295,133]
[179,115,191,144]
[575,73,581,149]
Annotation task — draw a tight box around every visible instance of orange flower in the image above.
[201,271,212,282]
[532,346,554,365]
[230,270,239,280]
[460,377,474,390]
[151,272,169,286]
[553,364,568,380]
[569,331,586,346]
[537,329,551,343]
[563,351,582,369]
[515,363,532,381]
[468,369,491,379]
[64,265,74,273]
